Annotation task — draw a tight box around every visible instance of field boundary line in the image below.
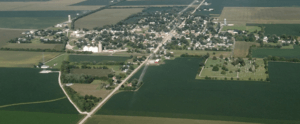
[0,96,66,108]
[57,71,88,115]
[198,58,208,77]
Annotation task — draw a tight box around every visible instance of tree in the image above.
[219,54,223,59]
[225,57,229,61]
[213,52,216,55]
[212,56,217,60]
[221,70,226,74]
[199,62,205,67]
[212,66,219,71]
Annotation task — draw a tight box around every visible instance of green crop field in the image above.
[198,58,268,81]
[87,115,256,124]
[195,0,300,16]
[219,7,300,25]
[0,0,101,11]
[247,24,300,36]
[69,55,130,63]
[0,110,82,124]
[252,45,300,58]
[75,8,144,29]
[0,68,80,123]
[0,51,61,67]
[0,29,24,47]
[92,58,300,124]
[0,17,67,29]
[71,69,113,77]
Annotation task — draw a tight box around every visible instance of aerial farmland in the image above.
[1,0,300,124]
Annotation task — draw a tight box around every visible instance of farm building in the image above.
[41,65,49,69]
[83,46,98,53]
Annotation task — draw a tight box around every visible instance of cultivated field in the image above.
[75,8,144,29]
[198,58,268,81]
[219,7,300,25]
[69,55,130,63]
[0,29,24,47]
[0,17,67,29]
[252,45,300,59]
[0,68,81,123]
[2,43,64,51]
[70,83,111,98]
[0,0,101,11]
[71,69,113,77]
[94,58,300,124]
[234,41,259,58]
[87,115,258,124]
[0,10,85,29]
[0,51,60,67]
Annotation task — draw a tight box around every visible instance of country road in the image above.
[57,71,88,114]
[78,1,206,123]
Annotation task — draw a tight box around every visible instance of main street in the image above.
[78,0,205,123]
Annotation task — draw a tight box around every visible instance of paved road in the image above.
[78,1,206,124]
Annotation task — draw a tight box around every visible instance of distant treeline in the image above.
[70,61,125,65]
[265,56,300,63]
[71,0,125,29]
[0,47,92,54]
[180,53,210,59]
[0,47,65,52]
[61,61,111,83]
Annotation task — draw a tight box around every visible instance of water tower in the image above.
[68,15,71,23]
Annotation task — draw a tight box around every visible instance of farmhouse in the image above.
[41,65,49,69]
